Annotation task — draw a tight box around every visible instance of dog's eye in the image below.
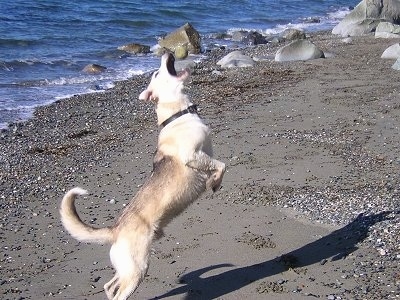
[153,71,159,78]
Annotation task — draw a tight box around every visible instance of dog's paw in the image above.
[154,228,165,240]
[212,184,222,193]
[206,173,222,192]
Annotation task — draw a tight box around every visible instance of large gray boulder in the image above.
[275,40,324,62]
[217,51,254,68]
[281,29,306,41]
[332,0,400,37]
[158,23,201,54]
[375,22,400,38]
[231,30,267,45]
[381,43,400,58]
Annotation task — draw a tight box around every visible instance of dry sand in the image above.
[0,32,399,299]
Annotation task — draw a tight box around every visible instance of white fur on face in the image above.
[139,53,188,104]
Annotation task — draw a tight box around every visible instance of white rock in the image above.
[332,0,400,37]
[391,58,400,70]
[275,40,324,62]
[217,51,254,68]
[382,43,400,59]
[375,22,400,38]
[342,37,353,44]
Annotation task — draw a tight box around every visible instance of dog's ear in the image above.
[139,89,152,101]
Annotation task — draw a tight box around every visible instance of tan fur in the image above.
[60,53,225,300]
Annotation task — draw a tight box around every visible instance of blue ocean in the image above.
[0,0,358,128]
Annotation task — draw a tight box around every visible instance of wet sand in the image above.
[0,32,399,299]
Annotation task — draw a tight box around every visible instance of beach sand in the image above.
[0,32,399,299]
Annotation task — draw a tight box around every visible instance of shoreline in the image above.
[0,28,333,131]
[1,31,399,299]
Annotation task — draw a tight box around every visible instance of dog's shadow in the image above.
[153,211,395,299]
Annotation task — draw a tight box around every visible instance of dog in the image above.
[60,53,225,300]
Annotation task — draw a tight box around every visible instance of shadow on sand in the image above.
[153,211,395,299]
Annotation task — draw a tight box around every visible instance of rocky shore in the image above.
[0,31,399,299]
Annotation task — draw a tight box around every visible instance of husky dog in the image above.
[60,53,225,299]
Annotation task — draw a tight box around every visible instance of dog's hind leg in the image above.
[105,236,151,300]
[186,152,226,191]
[104,274,119,299]
[112,272,144,300]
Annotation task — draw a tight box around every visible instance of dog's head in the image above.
[139,53,189,104]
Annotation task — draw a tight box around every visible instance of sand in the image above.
[0,32,399,299]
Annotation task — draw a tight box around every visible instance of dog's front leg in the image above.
[186,152,225,192]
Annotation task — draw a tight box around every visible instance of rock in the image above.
[231,30,267,45]
[391,58,400,70]
[375,22,400,38]
[303,17,321,24]
[275,40,324,62]
[82,64,107,74]
[281,29,306,41]
[253,55,274,62]
[117,43,150,54]
[333,0,400,37]
[381,43,400,59]
[174,45,188,59]
[158,23,201,54]
[210,32,232,40]
[174,58,196,73]
[342,37,353,44]
[268,36,284,44]
[216,51,254,68]
[231,31,248,42]
[152,46,168,57]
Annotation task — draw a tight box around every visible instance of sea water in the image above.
[0,0,359,128]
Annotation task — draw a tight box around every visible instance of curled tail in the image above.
[60,187,114,244]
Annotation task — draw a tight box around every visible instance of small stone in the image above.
[117,43,150,54]
[82,64,107,74]
[277,279,286,284]
[342,37,352,44]
[362,286,370,293]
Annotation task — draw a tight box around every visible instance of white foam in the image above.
[227,6,353,36]
[45,75,106,86]
[327,7,352,20]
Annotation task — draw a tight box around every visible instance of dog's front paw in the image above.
[154,228,165,240]
[206,172,223,192]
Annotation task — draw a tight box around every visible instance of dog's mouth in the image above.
[165,53,177,77]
